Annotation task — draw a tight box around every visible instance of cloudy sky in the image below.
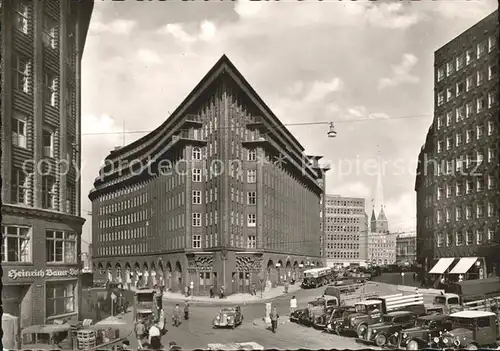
[79,0,498,252]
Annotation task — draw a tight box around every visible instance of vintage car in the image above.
[213,306,244,329]
[397,314,452,350]
[437,310,500,349]
[325,306,357,334]
[289,308,309,324]
[358,311,418,347]
[425,293,462,315]
[338,300,384,336]
[312,305,338,329]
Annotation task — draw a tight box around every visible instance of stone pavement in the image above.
[163,283,301,305]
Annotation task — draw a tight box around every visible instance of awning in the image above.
[449,257,478,274]
[429,258,455,274]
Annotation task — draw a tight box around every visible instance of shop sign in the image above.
[7,268,80,280]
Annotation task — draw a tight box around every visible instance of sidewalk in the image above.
[163,283,301,305]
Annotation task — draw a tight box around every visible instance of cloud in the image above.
[329,181,372,199]
[157,20,218,44]
[344,106,389,120]
[378,53,420,90]
[136,48,162,65]
[305,78,344,102]
[365,3,422,29]
[384,191,417,233]
[89,18,137,36]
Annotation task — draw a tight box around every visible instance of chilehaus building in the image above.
[89,55,328,295]
[416,10,499,277]
[0,0,93,332]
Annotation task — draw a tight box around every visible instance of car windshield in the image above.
[416,319,432,327]
[434,296,447,305]
[355,304,367,313]
[383,315,395,323]
[221,308,234,313]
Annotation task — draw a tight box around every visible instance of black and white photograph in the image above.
[0,0,499,349]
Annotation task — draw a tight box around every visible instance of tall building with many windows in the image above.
[0,0,93,331]
[415,10,499,275]
[322,195,367,267]
[89,55,328,295]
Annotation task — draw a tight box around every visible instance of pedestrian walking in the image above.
[219,286,225,299]
[290,296,297,315]
[148,321,162,350]
[189,281,194,296]
[270,307,279,333]
[284,281,289,293]
[184,285,189,297]
[413,272,416,282]
[209,286,214,298]
[173,304,181,327]
[184,302,190,320]
[134,319,146,349]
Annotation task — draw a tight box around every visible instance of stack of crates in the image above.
[77,329,97,350]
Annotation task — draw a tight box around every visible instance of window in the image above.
[44,73,57,107]
[489,65,497,80]
[67,181,76,215]
[488,229,495,241]
[1,225,31,262]
[437,187,443,201]
[247,191,256,205]
[476,230,483,244]
[466,230,473,245]
[466,49,473,65]
[437,91,445,106]
[248,149,256,161]
[192,147,201,160]
[192,169,202,182]
[446,137,452,150]
[247,235,256,249]
[477,42,486,59]
[192,190,201,204]
[477,125,484,139]
[42,15,57,49]
[437,233,444,247]
[12,112,27,148]
[446,208,451,223]
[13,53,31,94]
[477,71,484,86]
[488,121,494,136]
[437,140,443,153]
[446,185,453,198]
[456,106,464,122]
[13,1,29,34]
[466,102,474,118]
[446,233,452,246]
[477,204,484,218]
[456,133,462,146]
[247,214,256,227]
[446,112,453,126]
[437,116,443,129]
[477,97,485,113]
[456,182,463,196]
[466,180,474,194]
[466,129,473,143]
[43,129,54,157]
[46,282,75,318]
[466,75,474,92]
[446,87,453,101]
[247,169,256,183]
[488,92,497,108]
[488,202,495,217]
[456,82,465,96]
[456,55,465,71]
[192,235,201,249]
[192,213,201,227]
[11,168,28,205]
[455,207,462,221]
[488,36,497,52]
[488,148,495,163]
[466,204,472,219]
[456,232,463,246]
[488,175,495,190]
[46,230,76,263]
[42,176,56,209]
[437,67,445,81]
[446,62,454,76]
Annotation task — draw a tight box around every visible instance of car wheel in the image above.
[357,324,368,338]
[466,344,478,350]
[406,340,419,350]
[375,333,387,347]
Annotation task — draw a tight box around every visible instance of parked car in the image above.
[213,306,243,329]
[325,306,357,334]
[397,314,452,350]
[437,310,500,349]
[289,308,308,324]
[358,311,418,347]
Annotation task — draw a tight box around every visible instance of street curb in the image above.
[162,290,299,306]
[252,316,290,327]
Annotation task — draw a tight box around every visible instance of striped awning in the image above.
[449,257,478,274]
[429,258,455,274]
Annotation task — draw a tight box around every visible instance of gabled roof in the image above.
[377,206,388,221]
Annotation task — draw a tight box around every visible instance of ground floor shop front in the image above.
[93,250,323,295]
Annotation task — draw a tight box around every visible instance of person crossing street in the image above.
[184,302,190,320]
[290,296,297,315]
[270,307,279,333]
[173,304,181,327]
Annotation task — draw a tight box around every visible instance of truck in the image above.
[133,289,157,324]
[425,292,462,315]
[338,293,427,337]
[301,267,335,288]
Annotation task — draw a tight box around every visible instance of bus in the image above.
[302,267,334,289]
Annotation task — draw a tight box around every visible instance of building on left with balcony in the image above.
[0,0,93,331]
